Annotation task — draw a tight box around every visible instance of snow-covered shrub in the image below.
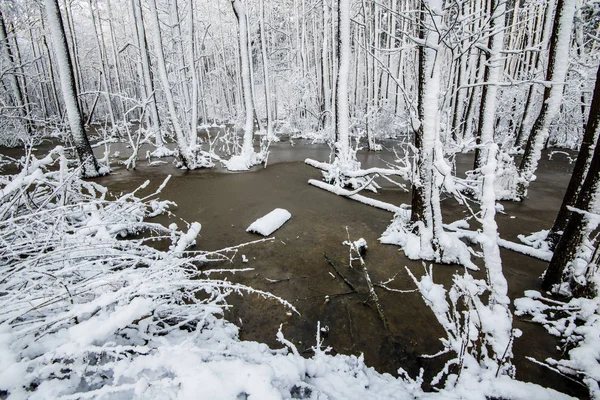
[515,291,600,399]
[407,266,518,388]
[0,148,290,398]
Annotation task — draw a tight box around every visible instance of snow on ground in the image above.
[247,208,292,236]
[0,149,578,399]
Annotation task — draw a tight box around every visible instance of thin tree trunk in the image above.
[88,0,116,127]
[259,0,274,140]
[518,0,576,199]
[132,0,162,146]
[44,0,101,178]
[0,10,27,123]
[187,0,198,148]
[148,0,192,164]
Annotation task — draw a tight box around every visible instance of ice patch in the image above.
[247,208,292,236]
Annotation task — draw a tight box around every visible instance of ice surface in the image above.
[247,208,292,236]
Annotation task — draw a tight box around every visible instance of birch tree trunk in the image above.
[44,0,101,178]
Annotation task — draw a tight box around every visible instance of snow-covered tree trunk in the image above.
[40,14,63,120]
[187,0,198,148]
[514,0,555,149]
[88,0,116,127]
[473,0,506,170]
[106,0,125,119]
[410,0,448,259]
[517,0,576,199]
[321,0,331,130]
[131,0,162,147]
[259,0,274,141]
[334,0,351,163]
[547,64,600,249]
[231,0,255,158]
[0,9,27,124]
[543,63,600,293]
[148,0,193,166]
[478,143,515,374]
[43,0,101,178]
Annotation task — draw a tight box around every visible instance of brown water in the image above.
[3,137,585,397]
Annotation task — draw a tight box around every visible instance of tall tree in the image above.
[410,0,448,259]
[546,64,600,249]
[43,0,101,178]
[0,8,28,129]
[334,0,351,164]
[230,0,257,168]
[148,0,194,166]
[542,62,600,293]
[517,0,576,199]
[131,0,162,147]
[473,0,506,170]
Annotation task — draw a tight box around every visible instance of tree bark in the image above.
[518,0,576,199]
[542,64,600,292]
[231,0,255,157]
[44,0,101,178]
[546,64,600,251]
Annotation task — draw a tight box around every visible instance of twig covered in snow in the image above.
[344,235,388,329]
[0,149,297,398]
[515,290,600,399]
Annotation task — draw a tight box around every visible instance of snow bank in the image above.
[247,208,291,236]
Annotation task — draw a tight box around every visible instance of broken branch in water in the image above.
[323,253,356,292]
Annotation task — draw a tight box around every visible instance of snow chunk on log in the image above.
[247,208,291,236]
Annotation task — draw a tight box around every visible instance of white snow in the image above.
[247,208,292,236]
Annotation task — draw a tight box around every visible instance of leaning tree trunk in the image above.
[148,0,193,166]
[88,0,116,127]
[517,0,576,199]
[542,64,600,293]
[546,64,600,249]
[44,0,101,178]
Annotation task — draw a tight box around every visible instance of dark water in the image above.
[2,136,585,397]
